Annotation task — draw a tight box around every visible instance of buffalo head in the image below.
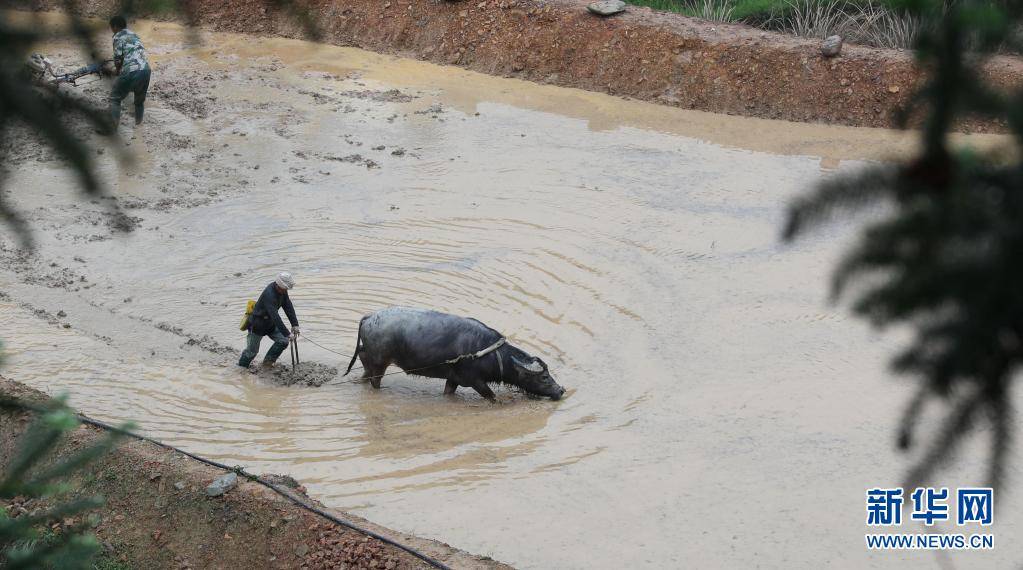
[510,355,565,400]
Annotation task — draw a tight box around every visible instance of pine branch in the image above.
[787,0,1020,491]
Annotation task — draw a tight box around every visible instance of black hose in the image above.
[1,397,453,570]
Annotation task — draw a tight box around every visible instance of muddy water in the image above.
[2,14,1021,569]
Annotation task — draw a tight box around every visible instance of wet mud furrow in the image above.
[21,0,1023,131]
[1,15,1020,570]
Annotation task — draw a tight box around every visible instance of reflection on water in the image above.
[3,13,1020,570]
[352,388,556,460]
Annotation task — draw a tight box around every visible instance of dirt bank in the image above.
[0,378,510,570]
[21,0,1023,131]
[4,13,1021,569]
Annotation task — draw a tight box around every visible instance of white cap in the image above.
[275,272,295,290]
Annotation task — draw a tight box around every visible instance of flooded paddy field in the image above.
[2,15,1020,569]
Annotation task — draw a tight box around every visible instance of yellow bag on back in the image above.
[239,300,256,330]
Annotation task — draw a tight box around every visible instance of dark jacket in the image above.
[249,282,298,336]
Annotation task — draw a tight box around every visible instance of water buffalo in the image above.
[344,307,565,401]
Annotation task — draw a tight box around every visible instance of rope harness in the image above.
[301,334,506,382]
[443,337,505,365]
[445,337,505,377]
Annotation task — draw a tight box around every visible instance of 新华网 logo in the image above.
[864,487,994,550]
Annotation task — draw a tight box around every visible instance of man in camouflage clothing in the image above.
[109,15,151,126]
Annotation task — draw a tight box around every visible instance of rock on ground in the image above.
[587,1,626,16]
[821,35,843,58]
[206,472,238,496]
[2,378,506,568]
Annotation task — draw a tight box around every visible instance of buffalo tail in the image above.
[344,316,366,375]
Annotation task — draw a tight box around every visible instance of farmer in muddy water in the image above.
[239,272,301,369]
[108,15,151,127]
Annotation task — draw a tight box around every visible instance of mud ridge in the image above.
[0,378,511,570]
[261,361,339,387]
[22,0,1023,131]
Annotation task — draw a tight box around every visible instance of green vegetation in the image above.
[0,397,128,569]
[0,299,126,568]
[628,0,925,48]
[629,0,775,20]
[785,0,1023,490]
[0,5,315,568]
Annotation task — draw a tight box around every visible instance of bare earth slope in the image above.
[21,0,1023,131]
[0,378,511,570]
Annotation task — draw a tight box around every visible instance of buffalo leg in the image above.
[444,379,458,395]
[359,355,386,389]
[472,380,496,402]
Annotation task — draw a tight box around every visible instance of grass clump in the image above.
[627,0,926,49]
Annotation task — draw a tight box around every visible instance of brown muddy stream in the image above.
[1,14,1020,569]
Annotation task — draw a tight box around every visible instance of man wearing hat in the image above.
[239,272,300,368]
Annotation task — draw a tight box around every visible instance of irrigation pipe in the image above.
[0,396,453,570]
